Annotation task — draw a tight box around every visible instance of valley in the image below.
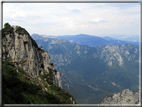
[31,34,140,104]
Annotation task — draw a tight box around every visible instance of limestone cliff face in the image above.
[102,89,139,104]
[53,71,62,88]
[2,23,62,88]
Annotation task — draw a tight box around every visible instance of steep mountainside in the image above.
[2,23,76,104]
[31,34,139,104]
[52,34,139,47]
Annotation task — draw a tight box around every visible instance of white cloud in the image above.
[93,17,102,23]
[3,3,140,36]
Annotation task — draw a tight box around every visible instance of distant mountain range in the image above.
[48,34,139,47]
[102,34,139,42]
[31,34,139,104]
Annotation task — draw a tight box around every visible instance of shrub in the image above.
[15,26,29,36]
[2,23,13,37]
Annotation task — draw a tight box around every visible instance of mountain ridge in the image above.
[33,33,139,47]
[2,23,76,104]
[31,34,139,104]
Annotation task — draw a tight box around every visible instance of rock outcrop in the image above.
[2,23,62,88]
[53,71,62,88]
[102,89,139,104]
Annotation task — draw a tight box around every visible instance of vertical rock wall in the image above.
[2,24,62,88]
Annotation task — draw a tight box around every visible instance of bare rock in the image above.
[102,89,139,104]
[2,24,62,88]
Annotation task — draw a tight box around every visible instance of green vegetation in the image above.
[3,23,38,48]
[2,23,13,37]
[46,68,53,85]
[2,60,76,104]
[15,25,38,48]
[2,23,76,104]
[15,26,29,36]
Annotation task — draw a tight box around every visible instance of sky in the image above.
[3,3,140,37]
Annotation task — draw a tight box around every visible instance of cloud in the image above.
[89,17,108,24]
[93,17,102,23]
[3,3,140,36]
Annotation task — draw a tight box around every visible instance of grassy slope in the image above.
[2,60,76,104]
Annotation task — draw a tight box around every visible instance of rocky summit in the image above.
[2,23,76,104]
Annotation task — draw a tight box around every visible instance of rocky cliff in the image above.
[2,23,62,88]
[102,89,139,104]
